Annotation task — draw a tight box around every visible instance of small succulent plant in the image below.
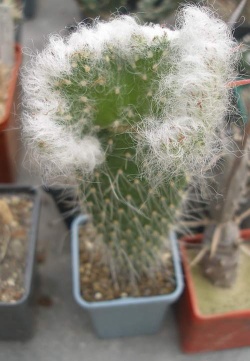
[23,6,238,287]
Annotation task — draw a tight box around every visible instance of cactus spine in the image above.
[23,8,238,287]
[52,26,186,281]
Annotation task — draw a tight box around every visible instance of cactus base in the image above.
[72,215,184,338]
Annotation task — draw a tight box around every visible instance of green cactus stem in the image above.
[23,8,238,288]
[53,32,187,282]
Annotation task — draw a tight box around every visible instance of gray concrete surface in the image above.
[1,0,250,359]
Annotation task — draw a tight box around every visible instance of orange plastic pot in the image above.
[0,44,22,182]
[176,229,250,353]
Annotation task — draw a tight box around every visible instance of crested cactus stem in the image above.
[23,7,239,286]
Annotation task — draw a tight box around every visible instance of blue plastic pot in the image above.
[72,215,184,338]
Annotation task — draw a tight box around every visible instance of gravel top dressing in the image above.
[0,194,34,303]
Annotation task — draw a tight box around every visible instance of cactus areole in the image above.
[23,6,240,292]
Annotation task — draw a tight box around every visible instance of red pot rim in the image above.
[180,229,250,320]
[0,44,22,132]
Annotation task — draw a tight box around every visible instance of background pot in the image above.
[23,0,36,19]
[0,44,22,183]
[176,230,250,353]
[0,185,40,340]
[72,215,184,339]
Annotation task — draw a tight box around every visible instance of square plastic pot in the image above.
[23,0,36,19]
[72,215,184,339]
[0,185,40,340]
[0,44,22,183]
[176,230,250,353]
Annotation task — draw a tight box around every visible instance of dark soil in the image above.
[0,194,33,303]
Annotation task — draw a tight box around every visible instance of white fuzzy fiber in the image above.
[22,6,239,185]
[22,16,173,182]
[137,6,238,185]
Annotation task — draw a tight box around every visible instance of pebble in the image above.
[6,278,15,287]
[161,252,171,263]
[1,294,8,302]
[0,199,14,224]
[9,299,17,304]
[94,292,103,300]
[11,196,20,205]
[85,241,94,250]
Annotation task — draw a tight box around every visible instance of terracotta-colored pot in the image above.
[176,229,250,353]
[0,44,22,183]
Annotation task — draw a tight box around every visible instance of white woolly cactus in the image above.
[22,6,239,286]
[138,6,237,185]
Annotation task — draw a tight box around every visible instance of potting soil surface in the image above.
[189,248,250,315]
[78,225,176,301]
[0,194,33,303]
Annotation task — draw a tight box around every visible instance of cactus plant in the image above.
[22,6,239,293]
